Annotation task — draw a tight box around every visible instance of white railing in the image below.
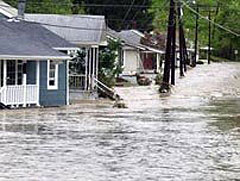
[0,85,38,106]
[69,75,86,90]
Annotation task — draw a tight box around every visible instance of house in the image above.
[25,14,107,101]
[0,19,78,107]
[118,30,165,76]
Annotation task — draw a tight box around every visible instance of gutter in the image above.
[0,55,71,60]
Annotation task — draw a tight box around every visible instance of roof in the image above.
[0,19,70,60]
[0,0,17,18]
[119,30,164,54]
[25,14,107,46]
[119,30,144,48]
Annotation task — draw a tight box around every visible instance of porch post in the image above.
[88,47,92,91]
[92,47,96,90]
[23,73,27,107]
[3,60,7,87]
[36,61,40,106]
[85,47,89,91]
[66,60,70,105]
[3,60,7,103]
[96,47,99,83]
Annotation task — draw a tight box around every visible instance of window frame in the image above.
[47,60,59,90]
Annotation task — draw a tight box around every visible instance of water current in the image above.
[0,62,240,181]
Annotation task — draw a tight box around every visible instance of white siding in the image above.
[122,50,141,75]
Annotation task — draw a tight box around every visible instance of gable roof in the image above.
[119,30,164,54]
[0,19,70,60]
[0,0,17,18]
[25,14,107,46]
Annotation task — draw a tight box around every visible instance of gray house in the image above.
[25,14,107,100]
[0,19,77,107]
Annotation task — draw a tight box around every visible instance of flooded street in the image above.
[1,62,240,181]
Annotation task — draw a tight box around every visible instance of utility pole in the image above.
[208,9,211,64]
[161,0,176,90]
[177,1,184,77]
[193,5,199,67]
[182,31,189,71]
[171,2,176,85]
[17,0,26,19]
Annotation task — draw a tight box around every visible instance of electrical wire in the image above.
[181,0,240,37]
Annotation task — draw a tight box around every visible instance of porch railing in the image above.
[69,75,86,90]
[0,85,39,106]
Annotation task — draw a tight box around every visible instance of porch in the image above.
[0,60,40,107]
[68,47,99,101]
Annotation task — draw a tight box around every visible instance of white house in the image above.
[118,30,165,76]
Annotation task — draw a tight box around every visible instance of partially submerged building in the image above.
[25,14,107,101]
[118,30,165,76]
[0,19,77,107]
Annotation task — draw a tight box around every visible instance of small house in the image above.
[25,14,107,101]
[0,19,77,107]
[118,30,165,76]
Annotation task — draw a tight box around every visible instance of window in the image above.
[6,60,24,86]
[47,60,58,90]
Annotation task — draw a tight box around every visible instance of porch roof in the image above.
[25,14,107,46]
[0,19,70,60]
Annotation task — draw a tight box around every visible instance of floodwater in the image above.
[1,62,240,181]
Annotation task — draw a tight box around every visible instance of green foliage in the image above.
[4,0,79,14]
[98,39,123,88]
[69,49,86,74]
[83,0,153,31]
[150,0,240,61]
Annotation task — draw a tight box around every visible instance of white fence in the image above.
[0,85,39,106]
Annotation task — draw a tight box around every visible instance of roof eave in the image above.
[0,55,71,60]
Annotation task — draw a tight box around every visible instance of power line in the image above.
[181,1,240,37]
[122,0,136,29]
[0,3,238,9]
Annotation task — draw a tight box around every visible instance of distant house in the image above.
[118,30,165,75]
[0,19,78,107]
[25,14,107,100]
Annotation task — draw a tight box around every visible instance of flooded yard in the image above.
[1,62,240,180]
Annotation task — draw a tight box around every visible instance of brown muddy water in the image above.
[0,62,240,181]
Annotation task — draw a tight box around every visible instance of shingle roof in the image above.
[25,14,107,46]
[119,30,164,54]
[0,19,70,60]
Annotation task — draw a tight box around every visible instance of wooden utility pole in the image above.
[182,31,189,70]
[177,1,184,77]
[208,9,211,64]
[193,5,199,67]
[171,3,176,85]
[161,0,176,89]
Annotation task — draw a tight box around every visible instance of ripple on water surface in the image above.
[0,63,240,180]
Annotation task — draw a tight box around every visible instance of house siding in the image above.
[39,60,67,107]
[123,49,140,75]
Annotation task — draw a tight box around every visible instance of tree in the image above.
[98,39,122,88]
[150,0,240,61]
[82,0,153,31]
[4,0,72,14]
